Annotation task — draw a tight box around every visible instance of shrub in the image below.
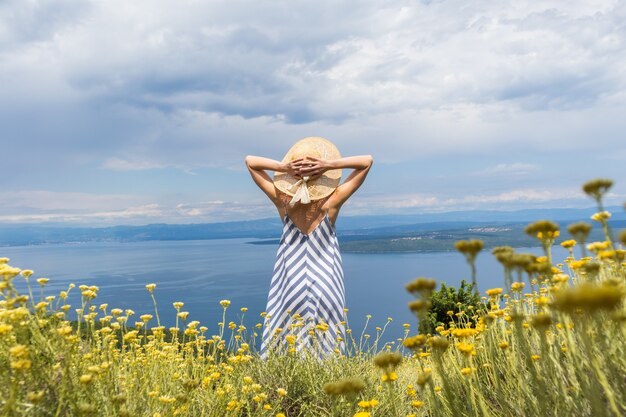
[422,279,486,332]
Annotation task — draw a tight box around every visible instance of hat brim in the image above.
[273,137,342,201]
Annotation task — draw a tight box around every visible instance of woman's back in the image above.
[276,192,335,234]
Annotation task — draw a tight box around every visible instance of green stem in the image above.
[150,293,161,327]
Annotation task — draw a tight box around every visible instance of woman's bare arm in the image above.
[244,155,303,203]
[299,155,374,207]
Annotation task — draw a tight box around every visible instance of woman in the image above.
[245,137,373,360]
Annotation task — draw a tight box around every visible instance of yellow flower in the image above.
[145,283,156,292]
[412,400,425,408]
[353,412,371,417]
[454,240,484,258]
[560,240,577,249]
[416,370,431,387]
[403,334,427,349]
[220,300,231,308]
[531,313,552,329]
[552,282,625,314]
[461,367,473,376]
[123,331,139,343]
[451,328,479,339]
[587,241,610,252]
[357,399,379,409]
[80,374,93,384]
[408,299,432,312]
[405,277,437,295]
[381,372,398,382]
[140,314,153,322]
[315,322,329,332]
[20,269,34,278]
[525,220,559,241]
[276,388,287,397]
[455,342,475,356]
[9,344,28,358]
[373,351,402,370]
[427,336,450,352]
[158,395,176,404]
[26,391,45,403]
[499,341,509,350]
[57,325,73,336]
[511,282,525,291]
[583,178,613,200]
[226,399,239,411]
[11,359,32,370]
[173,302,184,309]
[0,324,14,335]
[37,277,50,286]
[591,211,611,222]
[486,288,503,296]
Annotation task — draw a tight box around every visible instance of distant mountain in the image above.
[0,206,623,249]
[335,206,626,229]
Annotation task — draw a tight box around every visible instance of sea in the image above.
[1,239,569,351]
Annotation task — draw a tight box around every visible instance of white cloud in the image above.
[457,188,582,204]
[101,157,166,171]
[0,204,164,224]
[0,190,144,212]
[0,186,622,224]
[477,163,540,176]
[342,187,600,214]
[1,0,625,224]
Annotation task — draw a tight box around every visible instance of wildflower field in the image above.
[1,179,625,417]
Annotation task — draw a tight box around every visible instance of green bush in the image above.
[421,279,487,333]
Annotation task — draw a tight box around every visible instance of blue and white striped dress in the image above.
[260,211,347,360]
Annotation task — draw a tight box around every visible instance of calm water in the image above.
[2,239,567,350]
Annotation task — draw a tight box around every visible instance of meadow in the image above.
[1,179,625,417]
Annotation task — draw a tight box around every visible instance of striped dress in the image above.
[260,211,347,360]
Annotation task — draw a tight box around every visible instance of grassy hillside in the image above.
[1,181,625,416]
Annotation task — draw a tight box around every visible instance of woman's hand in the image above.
[281,157,305,178]
[296,156,331,180]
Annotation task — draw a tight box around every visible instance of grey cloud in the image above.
[0,0,91,46]
[1,0,625,196]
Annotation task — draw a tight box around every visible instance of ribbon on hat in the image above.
[288,176,311,207]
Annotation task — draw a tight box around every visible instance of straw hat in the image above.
[273,137,342,206]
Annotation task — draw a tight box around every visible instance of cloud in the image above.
[343,186,608,214]
[1,0,625,223]
[477,163,540,176]
[101,157,167,171]
[0,191,144,212]
[457,188,581,204]
[0,204,164,224]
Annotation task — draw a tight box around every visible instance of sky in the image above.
[1,0,625,225]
